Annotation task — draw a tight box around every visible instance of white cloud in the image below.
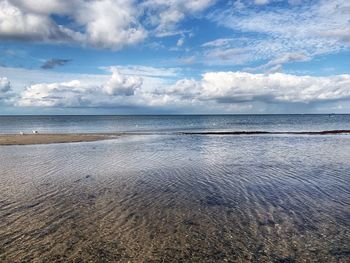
[205,47,247,60]
[266,53,310,66]
[254,0,269,5]
[178,55,196,64]
[105,65,181,78]
[288,0,301,5]
[199,72,350,104]
[0,0,146,49]
[17,80,93,107]
[149,71,350,107]
[0,0,215,48]
[15,66,172,108]
[157,78,200,98]
[142,0,215,36]
[0,77,11,94]
[201,38,234,48]
[177,36,185,47]
[17,69,145,107]
[245,52,311,72]
[0,77,14,104]
[103,69,142,96]
[208,0,350,63]
[0,66,108,95]
[204,47,251,65]
[0,0,81,42]
[9,0,76,15]
[7,67,350,113]
[75,0,147,49]
[319,29,350,45]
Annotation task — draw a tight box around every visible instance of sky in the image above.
[0,0,349,115]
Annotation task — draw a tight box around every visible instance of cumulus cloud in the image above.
[0,77,11,93]
[0,77,14,103]
[155,78,200,99]
[0,0,215,48]
[17,68,145,107]
[0,0,145,49]
[152,72,350,107]
[9,0,76,15]
[11,68,350,113]
[17,80,94,107]
[0,0,80,42]
[75,0,147,49]
[199,72,350,104]
[103,69,142,96]
[41,58,71,69]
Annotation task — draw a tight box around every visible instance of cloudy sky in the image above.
[0,0,349,114]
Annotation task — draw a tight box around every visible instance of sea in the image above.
[0,115,349,262]
[1,114,350,134]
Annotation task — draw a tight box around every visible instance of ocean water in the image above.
[0,115,350,262]
[1,114,350,134]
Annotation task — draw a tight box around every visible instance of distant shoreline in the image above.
[0,130,350,145]
[0,113,349,117]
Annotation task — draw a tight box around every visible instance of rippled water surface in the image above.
[1,134,350,262]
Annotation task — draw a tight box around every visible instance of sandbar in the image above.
[0,133,120,145]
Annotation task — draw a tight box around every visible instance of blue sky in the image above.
[0,0,349,114]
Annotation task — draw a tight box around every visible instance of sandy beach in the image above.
[0,133,120,145]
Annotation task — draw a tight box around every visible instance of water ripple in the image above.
[0,135,349,262]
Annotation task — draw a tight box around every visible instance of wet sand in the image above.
[0,133,120,145]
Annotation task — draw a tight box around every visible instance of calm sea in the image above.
[1,114,350,133]
[1,115,349,262]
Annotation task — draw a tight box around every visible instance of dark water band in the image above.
[179,130,350,135]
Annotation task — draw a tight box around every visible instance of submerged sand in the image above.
[0,133,120,145]
[1,134,349,262]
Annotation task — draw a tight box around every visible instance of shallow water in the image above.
[0,134,350,262]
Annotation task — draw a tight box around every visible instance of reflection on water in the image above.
[0,135,350,262]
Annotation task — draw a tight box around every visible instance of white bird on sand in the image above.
[32,130,39,134]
